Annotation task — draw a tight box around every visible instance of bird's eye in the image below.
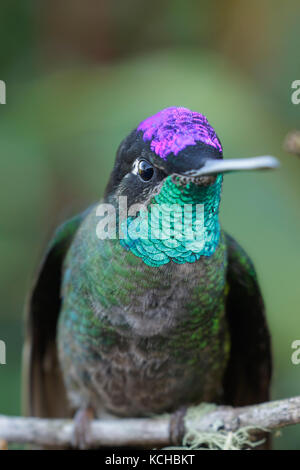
[138,160,154,181]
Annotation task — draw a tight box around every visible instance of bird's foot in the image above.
[170,406,187,446]
[72,406,95,449]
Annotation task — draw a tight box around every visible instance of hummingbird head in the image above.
[104,107,278,267]
[105,106,278,207]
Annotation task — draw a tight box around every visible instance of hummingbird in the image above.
[23,107,277,448]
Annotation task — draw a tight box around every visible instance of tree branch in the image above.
[283,130,300,156]
[1,396,300,448]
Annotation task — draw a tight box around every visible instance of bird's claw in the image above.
[72,406,94,449]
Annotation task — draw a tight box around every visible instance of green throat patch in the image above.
[120,175,222,267]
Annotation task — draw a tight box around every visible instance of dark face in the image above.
[104,107,278,207]
[104,129,223,207]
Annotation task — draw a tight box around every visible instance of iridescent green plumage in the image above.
[57,201,230,415]
[120,175,222,266]
[25,203,271,422]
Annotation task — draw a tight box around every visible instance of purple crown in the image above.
[137,107,222,160]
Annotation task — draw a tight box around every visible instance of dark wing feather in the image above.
[23,211,88,418]
[223,233,272,407]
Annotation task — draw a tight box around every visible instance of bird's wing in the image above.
[223,233,272,407]
[22,210,90,418]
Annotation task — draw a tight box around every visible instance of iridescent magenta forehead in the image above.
[137,107,222,160]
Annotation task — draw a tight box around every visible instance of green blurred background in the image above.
[0,0,299,449]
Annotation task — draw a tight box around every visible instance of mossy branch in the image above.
[0,396,300,448]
